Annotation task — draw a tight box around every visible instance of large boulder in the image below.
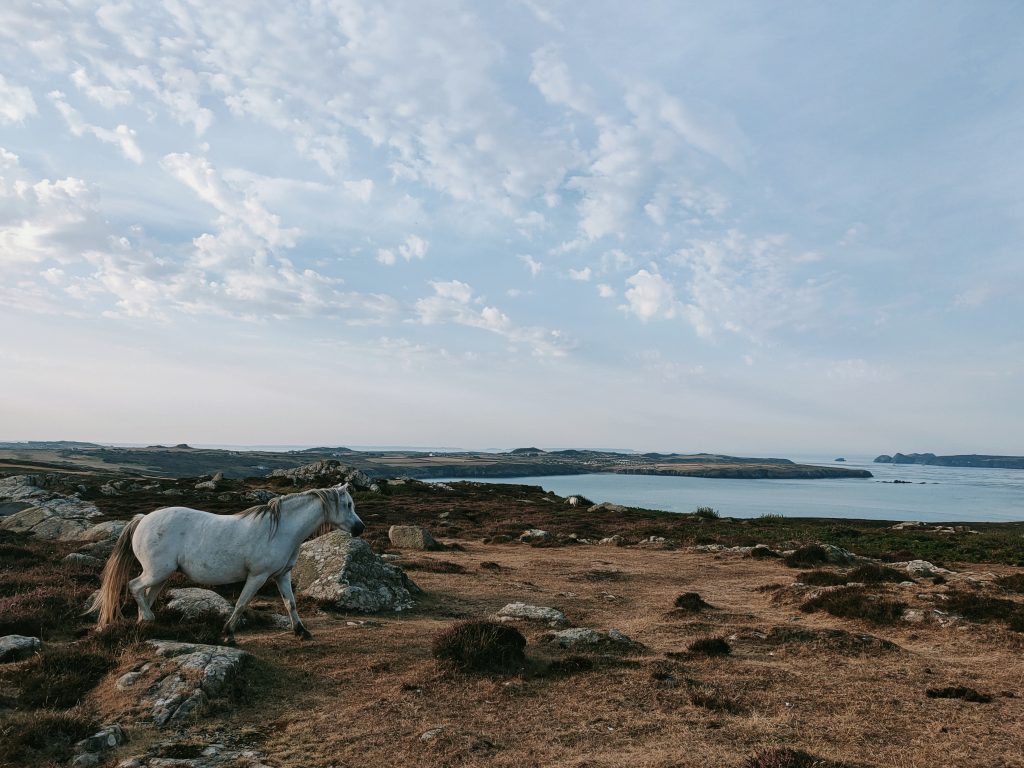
[269,460,371,488]
[81,520,126,542]
[114,641,251,727]
[388,525,442,551]
[292,531,419,612]
[0,634,41,663]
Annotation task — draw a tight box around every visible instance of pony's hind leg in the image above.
[274,570,311,640]
[129,570,171,622]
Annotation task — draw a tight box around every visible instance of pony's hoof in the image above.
[296,626,313,641]
[222,636,237,647]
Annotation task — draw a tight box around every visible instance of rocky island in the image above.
[875,453,1024,469]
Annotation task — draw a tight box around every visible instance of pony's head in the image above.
[330,483,364,537]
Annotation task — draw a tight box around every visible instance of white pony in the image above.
[90,483,363,643]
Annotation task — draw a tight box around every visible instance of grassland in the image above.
[1,472,1022,767]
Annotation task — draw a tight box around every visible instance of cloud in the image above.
[568,266,592,281]
[621,269,678,321]
[415,280,570,356]
[48,91,143,163]
[520,255,543,277]
[0,75,37,124]
[597,283,615,299]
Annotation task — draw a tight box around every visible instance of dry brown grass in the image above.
[4,525,1024,767]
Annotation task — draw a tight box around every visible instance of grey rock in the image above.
[292,530,419,612]
[241,489,278,503]
[519,528,551,543]
[496,602,569,628]
[75,724,126,754]
[165,588,234,621]
[542,627,644,653]
[598,535,623,546]
[904,559,955,577]
[388,524,442,551]
[0,634,41,662]
[269,460,371,488]
[79,538,117,559]
[82,520,127,541]
[194,480,218,491]
[64,552,103,567]
[72,753,101,767]
[0,478,101,540]
[588,502,627,513]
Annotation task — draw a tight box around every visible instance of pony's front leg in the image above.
[274,570,312,640]
[223,572,269,644]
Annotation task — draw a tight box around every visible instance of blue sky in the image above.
[1,1,1022,454]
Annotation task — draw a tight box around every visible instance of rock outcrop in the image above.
[0,475,101,540]
[116,641,251,727]
[519,529,551,544]
[388,524,443,551]
[269,460,371,488]
[165,588,235,621]
[292,531,419,612]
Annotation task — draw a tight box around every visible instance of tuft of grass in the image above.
[926,686,993,703]
[749,545,781,559]
[688,636,731,656]
[995,572,1024,593]
[744,747,855,768]
[432,620,526,674]
[674,592,712,612]
[541,655,595,677]
[798,570,847,587]
[689,685,744,714]
[479,561,503,571]
[0,583,95,638]
[800,586,906,625]
[4,644,115,709]
[847,563,907,584]
[942,589,1024,630]
[93,608,225,648]
[692,506,720,520]
[399,558,467,574]
[0,710,99,766]
[784,544,831,568]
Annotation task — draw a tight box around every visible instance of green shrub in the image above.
[692,506,720,520]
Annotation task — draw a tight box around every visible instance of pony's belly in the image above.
[179,556,249,586]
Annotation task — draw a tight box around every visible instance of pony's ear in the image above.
[338,482,350,492]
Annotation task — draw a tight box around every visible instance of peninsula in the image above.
[0,443,872,480]
[875,453,1024,470]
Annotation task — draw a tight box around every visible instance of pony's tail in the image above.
[88,514,143,628]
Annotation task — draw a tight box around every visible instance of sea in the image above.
[431,456,1024,523]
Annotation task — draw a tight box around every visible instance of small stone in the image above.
[519,529,551,543]
[420,726,447,741]
[0,634,41,663]
[63,552,103,567]
[71,753,101,768]
[496,602,570,628]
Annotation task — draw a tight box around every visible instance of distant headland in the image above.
[0,443,872,480]
[874,453,1024,470]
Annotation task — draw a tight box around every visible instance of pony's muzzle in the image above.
[350,521,365,537]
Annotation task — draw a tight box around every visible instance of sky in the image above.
[1,1,1022,455]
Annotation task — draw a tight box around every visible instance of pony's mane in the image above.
[236,487,337,535]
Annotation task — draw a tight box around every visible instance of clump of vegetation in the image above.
[0,710,98,766]
[688,637,731,656]
[479,561,503,571]
[399,558,467,574]
[748,545,781,558]
[93,608,225,648]
[797,570,847,587]
[926,686,993,703]
[995,573,1024,593]
[432,620,526,674]
[4,644,115,709]
[755,513,785,523]
[800,586,906,625]
[784,544,831,568]
[689,685,744,714]
[744,747,855,768]
[942,589,1024,630]
[692,506,720,520]
[0,582,95,638]
[542,655,595,677]
[847,563,907,584]
[674,592,712,612]
[569,494,594,507]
